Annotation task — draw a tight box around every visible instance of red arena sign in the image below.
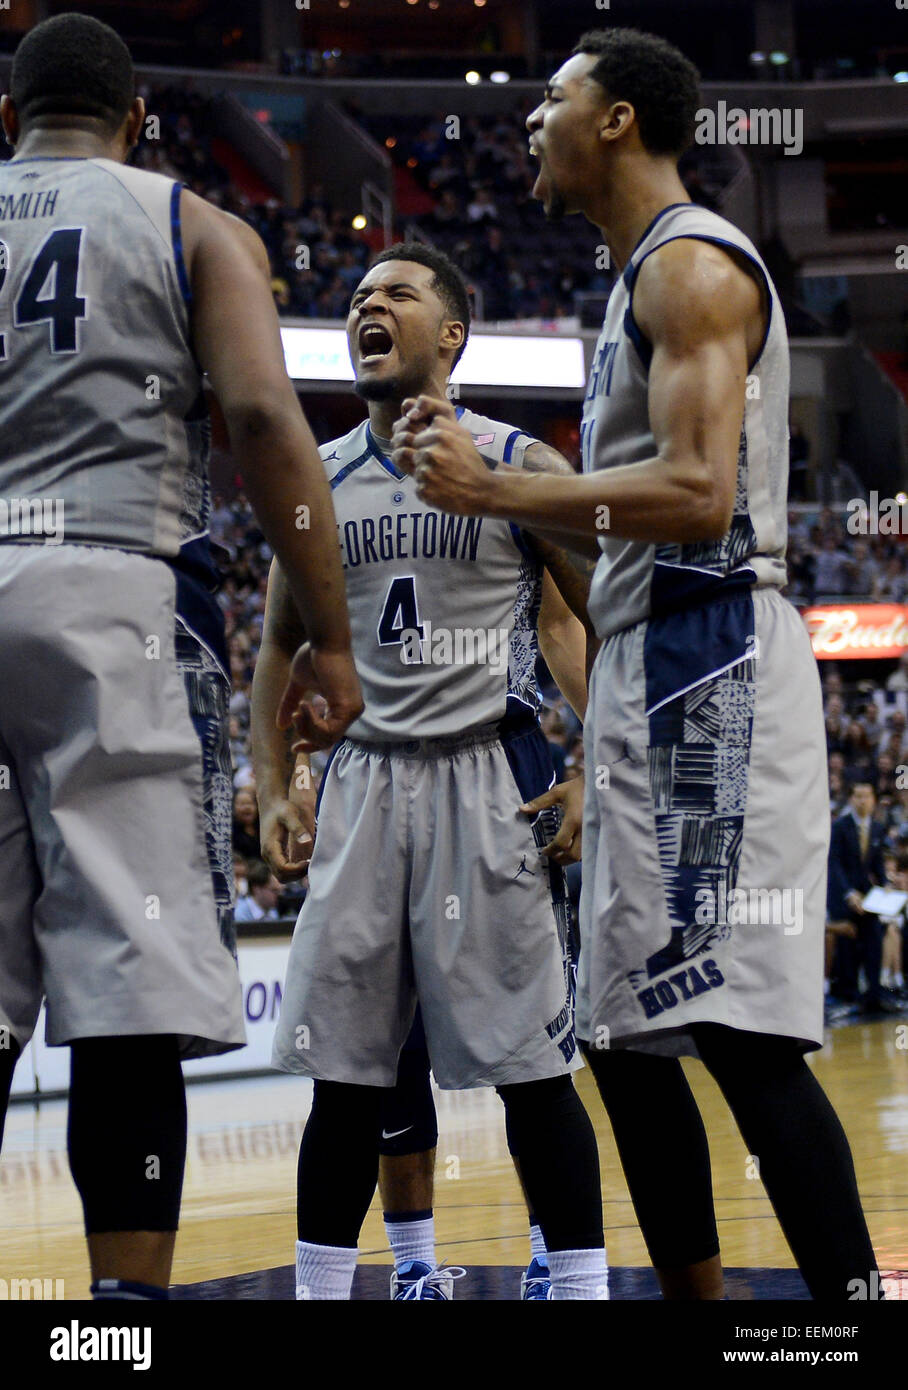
[803,604,908,659]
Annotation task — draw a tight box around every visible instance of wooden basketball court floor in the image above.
[2,1017,906,1299]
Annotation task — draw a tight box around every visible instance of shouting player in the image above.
[259,243,608,1300]
[0,14,360,1300]
[391,29,878,1300]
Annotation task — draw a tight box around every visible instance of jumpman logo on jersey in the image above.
[514,855,535,880]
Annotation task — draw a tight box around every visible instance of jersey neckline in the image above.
[4,155,94,163]
[622,201,694,284]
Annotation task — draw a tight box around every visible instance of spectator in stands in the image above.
[813,534,852,595]
[875,753,899,800]
[827,782,899,1014]
[886,651,908,693]
[564,735,585,780]
[430,188,464,233]
[823,666,844,697]
[873,556,908,603]
[788,421,810,501]
[466,187,499,224]
[842,720,875,786]
[857,700,884,750]
[234,861,282,923]
[846,540,879,596]
[828,750,847,814]
[825,694,849,753]
[232,788,261,861]
[541,708,569,782]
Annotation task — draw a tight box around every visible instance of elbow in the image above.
[688,502,733,543]
[223,393,296,443]
[670,465,734,543]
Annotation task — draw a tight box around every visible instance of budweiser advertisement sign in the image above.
[803,604,908,659]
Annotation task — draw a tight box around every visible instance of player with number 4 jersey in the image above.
[257,243,609,1301]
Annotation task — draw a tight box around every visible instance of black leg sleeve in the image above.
[297,1080,386,1247]
[693,1023,878,1301]
[67,1036,187,1233]
[583,1041,720,1268]
[497,1075,603,1252]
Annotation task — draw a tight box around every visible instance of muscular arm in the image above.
[182,192,358,666]
[251,560,317,878]
[251,560,305,810]
[518,443,602,563]
[394,240,764,546]
[520,441,599,639]
[537,570,588,721]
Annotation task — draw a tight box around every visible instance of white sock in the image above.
[295,1240,358,1300]
[547,1248,609,1301]
[529,1222,548,1264]
[383,1215,435,1269]
[895,972,904,988]
[882,968,893,988]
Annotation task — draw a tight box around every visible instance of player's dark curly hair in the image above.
[573,28,701,159]
[11,13,134,132]
[369,242,471,367]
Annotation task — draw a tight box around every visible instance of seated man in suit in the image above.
[827,782,901,1014]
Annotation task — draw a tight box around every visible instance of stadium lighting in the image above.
[465,70,482,85]
[474,0,487,7]
[769,51,789,66]
[749,52,766,64]
[490,71,511,84]
[352,215,368,230]
[897,492,908,506]
[428,0,440,7]
[894,71,908,83]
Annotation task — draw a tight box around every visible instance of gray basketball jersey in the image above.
[582,203,789,639]
[0,156,209,558]
[324,409,542,741]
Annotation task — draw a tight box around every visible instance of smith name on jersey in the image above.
[0,156,211,567]
[0,154,224,662]
[323,409,543,742]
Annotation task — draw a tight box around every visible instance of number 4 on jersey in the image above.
[377,576,425,663]
[0,227,87,360]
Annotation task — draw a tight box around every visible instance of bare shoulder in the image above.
[634,237,763,344]
[180,188,270,276]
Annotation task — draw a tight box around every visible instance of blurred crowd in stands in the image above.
[27,84,731,327]
[352,101,731,323]
[785,505,908,606]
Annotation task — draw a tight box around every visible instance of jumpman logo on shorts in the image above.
[514,855,535,880]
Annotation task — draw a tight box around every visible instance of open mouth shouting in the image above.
[358,321,395,365]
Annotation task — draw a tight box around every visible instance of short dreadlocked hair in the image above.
[367,242,471,367]
[11,13,134,133]
[573,28,701,158]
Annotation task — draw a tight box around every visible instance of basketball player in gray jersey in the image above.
[257,243,608,1300]
[393,29,878,1300]
[0,14,360,1300]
